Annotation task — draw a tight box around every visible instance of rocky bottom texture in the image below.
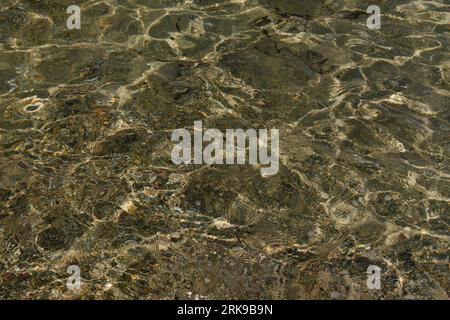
[0,0,449,299]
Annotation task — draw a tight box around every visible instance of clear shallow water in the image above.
[0,0,449,299]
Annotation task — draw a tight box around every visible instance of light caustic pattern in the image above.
[0,0,449,299]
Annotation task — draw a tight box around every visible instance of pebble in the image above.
[352,200,360,207]
[330,291,341,299]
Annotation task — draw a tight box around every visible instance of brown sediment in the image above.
[0,0,449,300]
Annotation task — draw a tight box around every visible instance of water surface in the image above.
[0,0,449,299]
